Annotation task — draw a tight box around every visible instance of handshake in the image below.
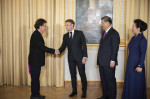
[55,49,60,55]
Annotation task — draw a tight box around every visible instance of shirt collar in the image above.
[69,29,74,37]
[69,29,74,33]
[69,29,74,35]
[105,27,112,33]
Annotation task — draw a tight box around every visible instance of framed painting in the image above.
[76,0,113,44]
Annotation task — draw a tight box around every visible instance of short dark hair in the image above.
[134,19,148,32]
[34,18,47,29]
[65,19,75,26]
[101,16,112,25]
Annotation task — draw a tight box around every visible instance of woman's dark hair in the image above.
[34,18,47,29]
[65,19,75,27]
[134,19,148,32]
[101,16,112,25]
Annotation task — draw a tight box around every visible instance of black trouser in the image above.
[68,58,87,93]
[30,65,41,97]
[99,65,116,99]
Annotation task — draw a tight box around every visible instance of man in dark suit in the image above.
[58,19,88,98]
[97,16,120,99]
[28,18,58,99]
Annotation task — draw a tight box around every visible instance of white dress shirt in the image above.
[69,29,74,38]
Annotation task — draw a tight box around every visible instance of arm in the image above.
[58,34,67,54]
[80,31,88,58]
[111,31,120,61]
[138,38,147,68]
[33,34,55,54]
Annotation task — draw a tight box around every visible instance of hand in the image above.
[110,61,115,68]
[82,58,86,64]
[55,49,60,55]
[135,67,142,72]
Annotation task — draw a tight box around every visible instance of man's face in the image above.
[39,23,47,33]
[65,22,74,32]
[101,20,110,31]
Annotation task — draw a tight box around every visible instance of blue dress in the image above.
[122,33,147,99]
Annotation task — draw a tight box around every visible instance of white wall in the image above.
[64,46,125,82]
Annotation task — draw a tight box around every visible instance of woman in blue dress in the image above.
[122,19,148,99]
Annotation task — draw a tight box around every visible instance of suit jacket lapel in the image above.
[100,27,113,44]
[67,30,77,39]
[66,32,69,39]
[73,30,77,39]
[104,27,113,39]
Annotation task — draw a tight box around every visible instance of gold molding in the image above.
[87,44,126,47]
[64,80,124,87]
[65,79,124,82]
[87,44,99,47]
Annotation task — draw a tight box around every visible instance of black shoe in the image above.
[39,95,45,99]
[69,92,77,97]
[30,95,45,99]
[81,92,86,98]
[30,96,40,99]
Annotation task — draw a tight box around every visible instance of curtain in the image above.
[147,0,150,88]
[0,0,29,86]
[0,0,65,87]
[0,0,3,86]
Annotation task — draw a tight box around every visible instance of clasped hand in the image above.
[55,49,60,55]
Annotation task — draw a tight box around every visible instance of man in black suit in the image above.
[97,16,120,99]
[58,19,87,98]
[28,18,58,99]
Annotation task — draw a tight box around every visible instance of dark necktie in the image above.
[70,32,72,39]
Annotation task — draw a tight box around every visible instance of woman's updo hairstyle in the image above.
[134,19,148,32]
